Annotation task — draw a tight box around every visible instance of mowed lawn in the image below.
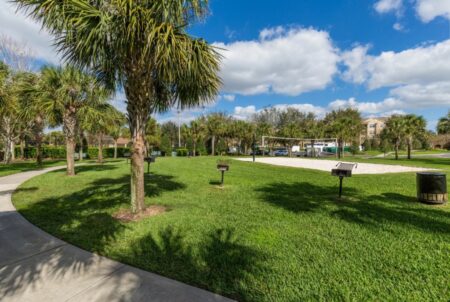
[0,160,66,177]
[13,157,450,301]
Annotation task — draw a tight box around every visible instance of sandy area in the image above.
[236,157,435,174]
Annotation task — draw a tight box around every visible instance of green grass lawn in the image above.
[0,159,67,177]
[13,157,450,301]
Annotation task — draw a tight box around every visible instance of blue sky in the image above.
[1,0,449,130]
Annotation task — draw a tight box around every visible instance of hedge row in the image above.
[15,146,66,159]
[14,146,131,159]
[87,147,130,159]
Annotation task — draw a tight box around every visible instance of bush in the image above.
[176,148,189,156]
[14,146,66,159]
[87,147,131,159]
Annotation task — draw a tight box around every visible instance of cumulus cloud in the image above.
[0,0,60,64]
[342,39,450,107]
[233,106,257,120]
[222,94,236,102]
[215,26,339,96]
[416,0,450,22]
[390,82,450,107]
[328,97,405,114]
[374,0,403,15]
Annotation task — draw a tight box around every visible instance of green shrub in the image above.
[14,146,66,159]
[176,148,189,156]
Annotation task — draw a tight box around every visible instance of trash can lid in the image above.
[416,172,446,176]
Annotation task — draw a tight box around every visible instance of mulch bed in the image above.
[112,205,167,222]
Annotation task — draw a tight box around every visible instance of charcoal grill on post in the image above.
[217,163,229,186]
[144,156,156,174]
[331,162,357,198]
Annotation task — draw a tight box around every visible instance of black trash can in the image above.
[416,172,447,204]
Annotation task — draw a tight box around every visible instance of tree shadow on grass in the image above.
[256,181,450,234]
[126,226,268,302]
[2,169,193,301]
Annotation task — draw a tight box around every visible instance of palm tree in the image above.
[188,119,205,156]
[402,114,426,159]
[145,118,160,156]
[205,113,228,156]
[82,104,124,163]
[15,0,221,213]
[324,109,362,159]
[437,111,450,135]
[39,65,111,175]
[15,71,47,165]
[383,115,407,160]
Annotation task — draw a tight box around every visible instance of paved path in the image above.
[0,167,233,302]
[237,157,436,174]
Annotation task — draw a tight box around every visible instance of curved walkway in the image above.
[0,167,233,302]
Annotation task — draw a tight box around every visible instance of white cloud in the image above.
[233,106,257,120]
[215,27,339,96]
[328,97,405,114]
[374,0,403,15]
[390,82,450,107]
[341,45,372,84]
[272,103,326,117]
[393,22,405,31]
[222,94,236,102]
[416,0,450,22]
[342,39,450,108]
[0,0,60,64]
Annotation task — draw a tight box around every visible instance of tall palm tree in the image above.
[40,65,110,175]
[437,111,450,135]
[383,115,407,160]
[15,0,221,213]
[403,114,426,160]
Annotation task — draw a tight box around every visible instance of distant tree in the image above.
[437,111,449,135]
[382,115,407,160]
[82,104,125,163]
[40,66,111,174]
[323,108,362,158]
[403,114,426,159]
[205,113,228,156]
[188,119,206,156]
[0,65,26,163]
[15,71,47,165]
[145,118,161,155]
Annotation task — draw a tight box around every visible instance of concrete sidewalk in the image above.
[0,167,234,302]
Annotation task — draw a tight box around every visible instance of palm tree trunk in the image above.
[395,140,399,160]
[114,140,118,159]
[211,135,215,156]
[407,136,412,160]
[78,130,84,162]
[20,138,25,160]
[63,107,78,176]
[97,133,104,163]
[10,141,15,161]
[125,79,149,214]
[193,141,196,157]
[35,116,44,166]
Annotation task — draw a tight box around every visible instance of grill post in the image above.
[339,176,343,198]
[221,170,225,186]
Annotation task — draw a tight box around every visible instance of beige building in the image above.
[360,117,387,144]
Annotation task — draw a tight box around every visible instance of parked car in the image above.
[274,148,289,156]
